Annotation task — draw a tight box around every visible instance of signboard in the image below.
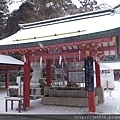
[68,71,85,83]
[84,57,94,91]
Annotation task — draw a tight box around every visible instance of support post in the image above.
[95,61,101,87]
[46,59,51,86]
[95,61,104,103]
[88,91,96,112]
[5,69,9,89]
[24,55,30,108]
[84,48,96,112]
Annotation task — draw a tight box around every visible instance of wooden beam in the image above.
[0,64,23,70]
[98,46,116,51]
[0,37,112,54]
[29,51,80,61]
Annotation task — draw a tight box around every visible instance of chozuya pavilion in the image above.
[0,8,120,113]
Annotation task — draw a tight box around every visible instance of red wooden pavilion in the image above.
[0,55,23,89]
[0,9,120,112]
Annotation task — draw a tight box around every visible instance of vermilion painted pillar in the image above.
[5,69,9,89]
[85,50,96,112]
[46,59,51,86]
[24,55,30,108]
[95,61,101,87]
[88,91,96,112]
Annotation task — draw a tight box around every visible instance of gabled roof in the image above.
[0,9,119,48]
[19,9,112,29]
[102,62,120,70]
[0,55,23,66]
[100,63,113,70]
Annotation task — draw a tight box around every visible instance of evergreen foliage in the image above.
[0,0,98,38]
[0,0,9,39]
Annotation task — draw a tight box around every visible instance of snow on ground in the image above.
[0,81,120,114]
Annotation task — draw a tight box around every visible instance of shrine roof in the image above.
[0,55,23,66]
[0,9,120,50]
[102,61,120,70]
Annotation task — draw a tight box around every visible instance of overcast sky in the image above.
[97,0,120,7]
[72,0,120,8]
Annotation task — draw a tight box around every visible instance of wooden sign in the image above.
[68,71,85,83]
[84,57,94,91]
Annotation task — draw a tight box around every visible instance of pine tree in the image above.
[27,0,79,21]
[3,0,79,37]
[4,1,35,37]
[79,0,97,12]
[0,0,9,39]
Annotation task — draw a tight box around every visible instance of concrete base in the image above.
[67,98,77,106]
[54,97,67,106]
[95,87,105,103]
[44,86,51,95]
[42,87,101,107]
[76,98,88,107]
[41,97,55,105]
[41,96,99,107]
[48,88,88,98]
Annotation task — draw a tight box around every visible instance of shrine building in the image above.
[0,8,120,113]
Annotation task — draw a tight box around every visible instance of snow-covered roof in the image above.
[0,55,23,65]
[0,9,120,46]
[102,62,120,70]
[100,63,113,70]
